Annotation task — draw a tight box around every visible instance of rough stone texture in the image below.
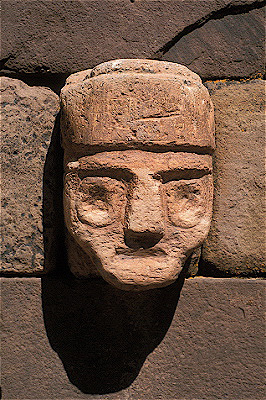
[162,6,265,80]
[1,77,60,274]
[1,277,265,399]
[201,80,265,276]
[1,0,264,79]
[61,60,214,290]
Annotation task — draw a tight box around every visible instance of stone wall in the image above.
[1,1,265,399]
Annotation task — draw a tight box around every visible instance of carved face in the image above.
[64,150,213,290]
[61,59,215,290]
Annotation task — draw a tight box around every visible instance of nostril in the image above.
[124,229,163,249]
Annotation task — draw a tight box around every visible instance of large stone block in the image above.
[201,80,265,276]
[1,277,265,399]
[163,7,265,80]
[1,77,59,274]
[1,0,263,79]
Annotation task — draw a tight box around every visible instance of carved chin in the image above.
[99,254,183,291]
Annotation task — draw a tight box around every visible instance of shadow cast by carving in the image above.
[41,272,185,394]
[43,112,68,277]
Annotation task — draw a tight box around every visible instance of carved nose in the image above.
[124,179,164,249]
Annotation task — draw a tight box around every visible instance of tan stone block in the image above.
[202,79,265,276]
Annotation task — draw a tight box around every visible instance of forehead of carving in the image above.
[61,72,215,153]
[66,150,212,175]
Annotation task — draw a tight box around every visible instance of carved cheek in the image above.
[75,177,126,227]
[164,175,213,228]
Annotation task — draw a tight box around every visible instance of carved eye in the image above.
[76,177,126,226]
[164,176,211,228]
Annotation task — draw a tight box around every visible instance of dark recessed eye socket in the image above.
[155,168,211,183]
[164,175,212,228]
[79,176,127,199]
[80,182,110,203]
[75,176,127,227]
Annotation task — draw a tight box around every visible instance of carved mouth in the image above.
[115,247,167,257]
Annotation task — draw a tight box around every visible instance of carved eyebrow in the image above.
[154,167,212,183]
[77,167,134,182]
[66,160,135,181]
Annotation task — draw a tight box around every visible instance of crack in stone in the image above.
[153,0,266,58]
[135,111,181,121]
[1,1,264,91]
[136,115,180,122]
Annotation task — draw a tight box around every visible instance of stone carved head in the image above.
[61,59,215,290]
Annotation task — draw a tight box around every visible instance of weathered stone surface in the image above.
[201,80,265,276]
[61,59,215,153]
[1,0,263,78]
[1,277,265,399]
[61,60,214,290]
[1,77,59,274]
[163,7,265,80]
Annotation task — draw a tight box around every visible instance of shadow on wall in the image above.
[42,112,68,277]
[41,274,185,394]
[41,115,186,394]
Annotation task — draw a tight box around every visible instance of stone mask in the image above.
[61,59,215,290]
